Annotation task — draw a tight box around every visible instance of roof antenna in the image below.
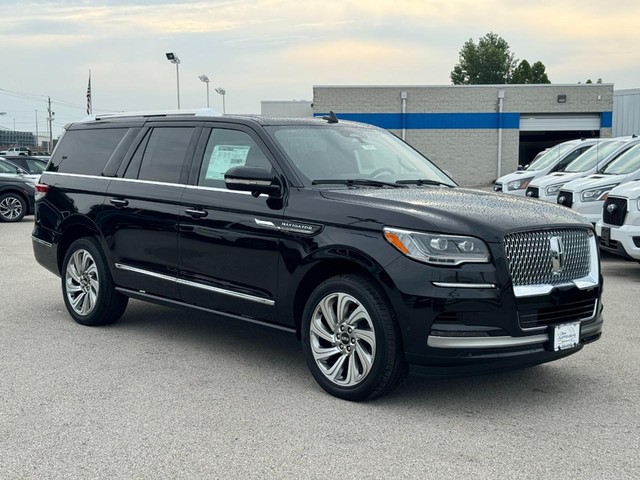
[322,110,339,124]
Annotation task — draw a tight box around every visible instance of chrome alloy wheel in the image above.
[0,196,23,220]
[309,292,376,387]
[65,249,99,316]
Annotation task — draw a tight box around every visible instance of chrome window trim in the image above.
[114,263,274,306]
[31,236,52,248]
[44,172,251,195]
[432,282,496,289]
[427,333,549,349]
[185,185,251,195]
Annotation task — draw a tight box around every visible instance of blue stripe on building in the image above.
[315,112,615,130]
[314,112,521,130]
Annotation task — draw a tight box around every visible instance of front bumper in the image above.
[381,249,603,376]
[596,221,640,260]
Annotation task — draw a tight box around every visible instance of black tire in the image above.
[61,237,128,326]
[0,192,27,222]
[301,274,407,401]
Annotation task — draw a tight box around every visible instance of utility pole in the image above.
[47,97,54,152]
[35,110,39,149]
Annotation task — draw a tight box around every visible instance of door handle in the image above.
[110,198,129,207]
[185,208,208,219]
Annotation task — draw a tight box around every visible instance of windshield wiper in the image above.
[395,179,454,187]
[312,178,407,188]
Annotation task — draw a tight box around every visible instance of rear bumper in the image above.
[31,225,60,276]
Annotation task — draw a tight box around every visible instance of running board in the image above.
[116,287,296,334]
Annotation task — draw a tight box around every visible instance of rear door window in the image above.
[131,127,197,184]
[50,128,128,175]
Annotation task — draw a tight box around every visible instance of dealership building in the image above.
[309,84,614,186]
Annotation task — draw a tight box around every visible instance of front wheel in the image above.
[301,274,407,401]
[62,237,128,326]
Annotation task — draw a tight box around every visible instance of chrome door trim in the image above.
[31,236,53,248]
[114,262,275,306]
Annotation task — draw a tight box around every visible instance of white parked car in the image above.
[557,143,640,224]
[596,181,640,261]
[494,138,597,196]
[526,137,640,202]
[0,146,31,156]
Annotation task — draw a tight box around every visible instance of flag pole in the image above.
[86,69,93,115]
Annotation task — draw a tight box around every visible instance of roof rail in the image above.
[78,108,223,123]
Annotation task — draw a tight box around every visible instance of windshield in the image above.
[265,125,455,187]
[0,159,19,174]
[527,142,582,171]
[565,141,625,172]
[602,144,640,174]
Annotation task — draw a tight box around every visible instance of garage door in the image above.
[520,114,601,131]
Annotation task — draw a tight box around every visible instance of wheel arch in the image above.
[290,249,401,339]
[56,215,112,275]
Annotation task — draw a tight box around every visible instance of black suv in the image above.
[32,110,603,400]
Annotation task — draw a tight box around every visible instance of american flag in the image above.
[86,71,92,115]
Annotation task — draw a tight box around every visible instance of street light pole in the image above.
[165,52,181,109]
[198,75,210,108]
[215,87,226,114]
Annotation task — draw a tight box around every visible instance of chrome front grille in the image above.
[504,229,592,287]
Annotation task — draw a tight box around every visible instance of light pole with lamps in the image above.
[215,87,226,114]
[198,74,210,108]
[165,52,181,109]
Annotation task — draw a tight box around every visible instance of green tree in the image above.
[451,33,551,85]
[515,60,550,84]
[450,32,517,84]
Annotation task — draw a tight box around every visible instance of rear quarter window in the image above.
[49,128,128,176]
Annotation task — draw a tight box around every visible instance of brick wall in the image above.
[313,84,614,186]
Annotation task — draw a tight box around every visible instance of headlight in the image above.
[581,184,618,202]
[545,183,564,196]
[383,228,490,265]
[507,177,534,191]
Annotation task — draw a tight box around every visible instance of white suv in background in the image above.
[596,181,640,261]
[494,138,596,196]
[557,143,640,224]
[526,137,640,202]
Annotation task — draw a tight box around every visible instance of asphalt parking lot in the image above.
[1,219,639,479]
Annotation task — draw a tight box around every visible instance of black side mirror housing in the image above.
[225,166,282,198]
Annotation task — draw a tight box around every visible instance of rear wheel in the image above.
[62,237,128,326]
[301,274,407,401]
[0,193,26,222]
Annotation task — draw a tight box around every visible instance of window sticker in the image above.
[361,144,377,151]
[205,145,251,180]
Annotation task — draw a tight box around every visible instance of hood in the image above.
[496,170,540,185]
[529,171,585,189]
[609,180,640,199]
[319,187,590,242]
[561,173,628,193]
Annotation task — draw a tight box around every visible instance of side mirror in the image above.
[517,165,524,171]
[225,166,282,198]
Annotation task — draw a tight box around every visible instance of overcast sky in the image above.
[1,0,639,138]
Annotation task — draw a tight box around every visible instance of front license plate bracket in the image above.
[552,322,580,351]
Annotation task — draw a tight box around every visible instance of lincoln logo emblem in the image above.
[607,204,617,213]
[549,236,565,274]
